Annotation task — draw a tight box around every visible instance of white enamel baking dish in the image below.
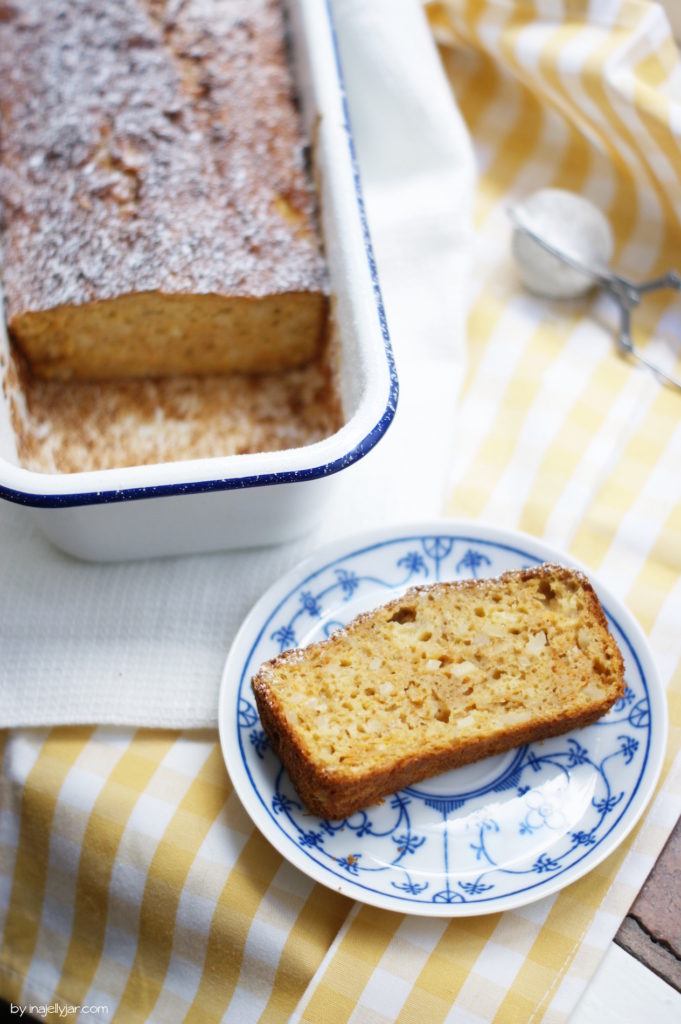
[0,0,397,561]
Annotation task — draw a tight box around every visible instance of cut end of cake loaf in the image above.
[10,291,329,380]
[251,564,626,820]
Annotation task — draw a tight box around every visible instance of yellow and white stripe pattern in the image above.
[0,729,352,1022]
[2,2,681,1021]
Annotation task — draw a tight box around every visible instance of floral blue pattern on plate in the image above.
[218,521,667,916]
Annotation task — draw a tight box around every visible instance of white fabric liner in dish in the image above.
[0,0,475,728]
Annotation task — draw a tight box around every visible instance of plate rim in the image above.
[218,518,668,917]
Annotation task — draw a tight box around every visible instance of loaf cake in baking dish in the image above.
[251,564,626,820]
[0,0,328,380]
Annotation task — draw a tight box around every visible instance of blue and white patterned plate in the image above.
[218,521,667,917]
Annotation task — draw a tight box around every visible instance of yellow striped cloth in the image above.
[2,1,681,1021]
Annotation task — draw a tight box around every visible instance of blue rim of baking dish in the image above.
[0,0,398,510]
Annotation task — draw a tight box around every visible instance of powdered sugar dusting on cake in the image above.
[0,0,327,319]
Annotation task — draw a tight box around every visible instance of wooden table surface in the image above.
[614,813,681,994]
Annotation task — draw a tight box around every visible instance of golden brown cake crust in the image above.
[252,564,626,820]
[0,0,328,378]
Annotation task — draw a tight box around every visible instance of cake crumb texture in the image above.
[251,565,626,819]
